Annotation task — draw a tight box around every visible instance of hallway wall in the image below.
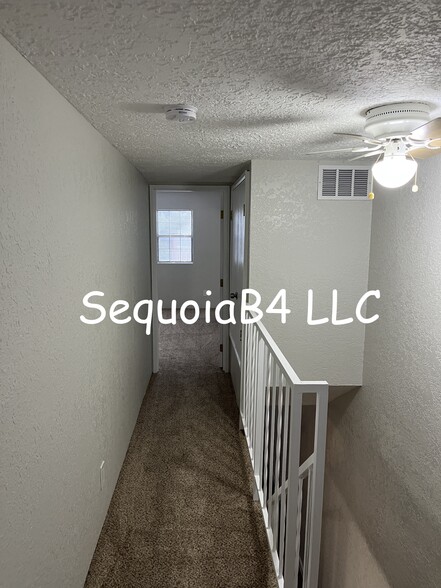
[0,34,152,588]
[248,159,372,386]
[320,157,441,587]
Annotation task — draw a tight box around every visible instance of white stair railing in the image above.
[240,312,328,588]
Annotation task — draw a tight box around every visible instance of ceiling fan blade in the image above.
[409,117,441,141]
[307,145,382,155]
[353,146,385,152]
[334,132,382,145]
[307,147,359,154]
[408,145,441,160]
[349,151,383,161]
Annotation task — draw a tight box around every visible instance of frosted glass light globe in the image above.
[372,155,417,189]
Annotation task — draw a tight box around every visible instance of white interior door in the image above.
[229,171,250,401]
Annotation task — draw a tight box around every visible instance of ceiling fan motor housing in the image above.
[165,104,197,123]
[364,102,431,139]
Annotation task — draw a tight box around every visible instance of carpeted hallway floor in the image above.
[84,314,278,588]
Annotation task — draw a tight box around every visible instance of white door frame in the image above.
[231,170,251,293]
[149,185,231,373]
[228,170,251,400]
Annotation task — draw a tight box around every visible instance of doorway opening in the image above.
[150,185,230,373]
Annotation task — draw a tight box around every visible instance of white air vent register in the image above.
[318,166,371,200]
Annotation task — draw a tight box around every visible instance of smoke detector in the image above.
[165,104,197,123]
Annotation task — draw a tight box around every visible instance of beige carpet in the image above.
[84,314,278,588]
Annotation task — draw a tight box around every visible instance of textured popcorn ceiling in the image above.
[0,0,440,183]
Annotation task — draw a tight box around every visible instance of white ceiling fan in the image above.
[310,102,441,192]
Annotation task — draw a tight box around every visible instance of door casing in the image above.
[228,171,251,401]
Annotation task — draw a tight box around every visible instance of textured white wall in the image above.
[156,190,222,307]
[321,157,441,587]
[249,160,372,386]
[0,35,152,587]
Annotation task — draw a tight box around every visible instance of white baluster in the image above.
[278,376,290,576]
[273,370,284,554]
[253,336,266,500]
[263,352,272,508]
[267,361,278,543]
[283,388,302,588]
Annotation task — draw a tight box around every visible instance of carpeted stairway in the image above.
[84,314,278,588]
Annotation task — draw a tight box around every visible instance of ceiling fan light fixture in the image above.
[372,154,418,189]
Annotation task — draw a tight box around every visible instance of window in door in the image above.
[157,210,193,263]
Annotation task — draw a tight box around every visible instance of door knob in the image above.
[230,292,238,300]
